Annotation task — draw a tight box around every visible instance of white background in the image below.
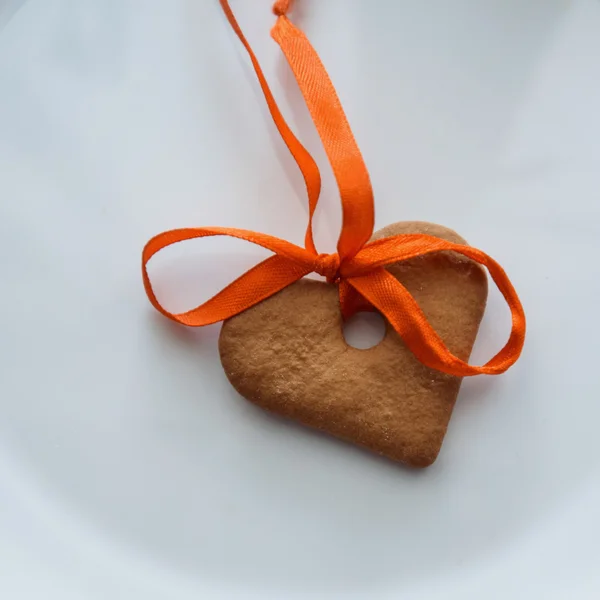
[1,0,600,598]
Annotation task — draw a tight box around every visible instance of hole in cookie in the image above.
[343,311,386,349]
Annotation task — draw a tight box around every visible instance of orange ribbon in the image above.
[142,0,526,377]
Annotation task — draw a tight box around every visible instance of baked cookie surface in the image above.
[219,222,488,467]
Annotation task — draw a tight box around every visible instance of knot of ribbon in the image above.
[272,0,292,17]
[142,0,526,378]
[315,253,341,283]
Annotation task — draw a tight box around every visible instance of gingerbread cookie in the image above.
[219,221,488,467]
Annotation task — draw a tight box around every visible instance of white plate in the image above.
[2,1,600,598]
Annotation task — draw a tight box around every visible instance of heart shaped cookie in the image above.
[219,221,488,467]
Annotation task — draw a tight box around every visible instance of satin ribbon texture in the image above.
[142,0,526,377]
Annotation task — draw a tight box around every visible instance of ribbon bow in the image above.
[142,0,526,377]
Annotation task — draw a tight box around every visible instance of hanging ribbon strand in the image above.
[142,0,526,377]
[271,11,375,261]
